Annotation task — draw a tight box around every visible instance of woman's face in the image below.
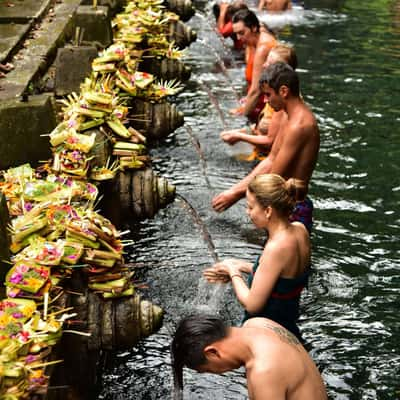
[233,21,256,45]
[246,190,268,229]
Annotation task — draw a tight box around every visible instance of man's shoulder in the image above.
[288,108,318,136]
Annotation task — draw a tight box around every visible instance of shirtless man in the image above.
[212,62,319,231]
[171,315,327,400]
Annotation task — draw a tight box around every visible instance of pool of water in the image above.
[98,0,400,399]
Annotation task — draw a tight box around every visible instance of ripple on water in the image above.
[99,1,400,398]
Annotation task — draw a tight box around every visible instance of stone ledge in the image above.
[0,0,53,24]
[0,94,56,170]
[0,0,82,101]
[0,24,31,64]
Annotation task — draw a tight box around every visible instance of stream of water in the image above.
[98,0,400,399]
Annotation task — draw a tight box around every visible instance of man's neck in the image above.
[227,327,255,367]
[284,96,303,119]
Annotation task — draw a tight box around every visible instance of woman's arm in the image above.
[217,3,229,32]
[222,131,274,149]
[242,43,271,117]
[231,243,285,314]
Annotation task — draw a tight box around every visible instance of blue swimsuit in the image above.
[242,255,310,340]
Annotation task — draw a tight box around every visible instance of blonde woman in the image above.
[204,174,310,340]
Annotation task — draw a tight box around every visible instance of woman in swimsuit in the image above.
[204,174,310,340]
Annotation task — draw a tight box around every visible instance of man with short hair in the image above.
[212,62,320,232]
[171,315,327,400]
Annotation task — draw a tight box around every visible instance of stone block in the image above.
[0,94,56,170]
[79,0,126,16]
[0,24,31,64]
[74,5,113,48]
[55,45,98,96]
[0,0,81,101]
[0,0,52,24]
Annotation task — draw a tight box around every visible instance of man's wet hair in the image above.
[232,8,260,31]
[259,62,300,96]
[171,315,228,400]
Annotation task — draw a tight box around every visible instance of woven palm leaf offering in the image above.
[5,262,50,296]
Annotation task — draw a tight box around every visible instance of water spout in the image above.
[198,78,228,129]
[197,38,241,102]
[175,193,219,263]
[175,194,228,313]
[184,125,212,188]
[195,10,238,62]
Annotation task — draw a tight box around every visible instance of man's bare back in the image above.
[243,318,327,400]
[269,99,319,189]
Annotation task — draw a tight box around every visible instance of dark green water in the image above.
[99,1,400,399]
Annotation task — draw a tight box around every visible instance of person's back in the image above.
[243,318,327,400]
[259,0,292,11]
[171,314,327,400]
[270,99,319,191]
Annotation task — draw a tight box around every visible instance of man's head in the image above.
[232,9,260,44]
[171,315,230,399]
[259,62,300,111]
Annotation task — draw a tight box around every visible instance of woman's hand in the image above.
[203,259,244,283]
[221,130,241,145]
[203,267,230,283]
[229,105,245,115]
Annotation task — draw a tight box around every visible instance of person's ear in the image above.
[264,206,272,221]
[279,85,289,98]
[204,345,221,361]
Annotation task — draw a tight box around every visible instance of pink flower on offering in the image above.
[39,268,49,278]
[12,312,24,319]
[17,330,30,342]
[24,202,33,212]
[9,272,23,284]
[86,183,97,194]
[7,288,18,298]
[25,354,37,364]
[68,119,78,128]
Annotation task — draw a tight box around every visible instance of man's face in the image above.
[232,21,254,45]
[261,82,284,111]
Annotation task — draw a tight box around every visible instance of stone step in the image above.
[0,0,82,101]
[0,0,52,24]
[0,23,31,64]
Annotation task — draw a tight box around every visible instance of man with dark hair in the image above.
[212,62,319,232]
[171,315,327,400]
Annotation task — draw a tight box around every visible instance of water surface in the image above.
[99,1,400,399]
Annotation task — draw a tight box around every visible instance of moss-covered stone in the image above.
[74,5,113,48]
[55,45,98,96]
[0,94,56,170]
